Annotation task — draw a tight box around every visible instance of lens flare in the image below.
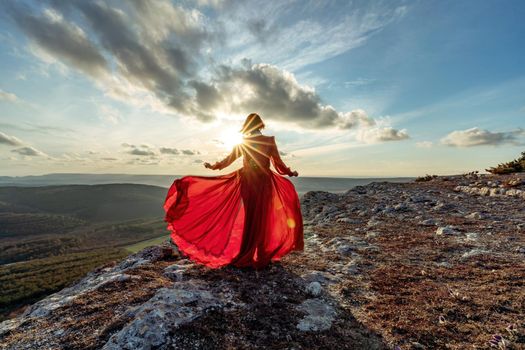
[219,129,245,150]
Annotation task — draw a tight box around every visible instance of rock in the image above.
[465,232,479,241]
[508,178,524,187]
[419,219,437,226]
[433,201,455,211]
[163,263,189,281]
[367,218,382,227]
[393,203,410,211]
[305,282,322,297]
[336,245,353,256]
[465,212,486,220]
[461,249,490,259]
[296,299,337,332]
[103,281,225,350]
[436,226,460,236]
[336,217,360,224]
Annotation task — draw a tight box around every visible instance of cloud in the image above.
[160,147,180,155]
[128,148,155,156]
[0,131,24,146]
[8,5,108,78]
[99,105,122,124]
[0,122,74,135]
[181,149,199,155]
[121,143,156,156]
[6,0,409,139]
[357,127,410,143]
[441,127,525,147]
[416,141,433,148]
[11,146,46,157]
[210,63,397,131]
[0,89,18,103]
[227,2,407,71]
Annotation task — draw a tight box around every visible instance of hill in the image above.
[0,184,166,222]
[1,173,524,349]
[0,184,170,320]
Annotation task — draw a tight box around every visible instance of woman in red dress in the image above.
[164,113,304,269]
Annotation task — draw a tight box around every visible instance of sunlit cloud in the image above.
[0,89,19,103]
[11,146,47,157]
[441,127,525,147]
[0,131,24,146]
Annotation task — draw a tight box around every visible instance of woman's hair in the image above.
[240,113,265,134]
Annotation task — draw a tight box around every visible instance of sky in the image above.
[0,0,524,177]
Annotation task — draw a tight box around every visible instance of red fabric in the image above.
[164,134,304,269]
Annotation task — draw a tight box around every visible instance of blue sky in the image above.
[0,0,524,177]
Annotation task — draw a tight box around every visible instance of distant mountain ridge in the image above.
[0,173,414,195]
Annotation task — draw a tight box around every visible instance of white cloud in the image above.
[357,127,410,143]
[441,127,525,147]
[416,141,433,148]
[0,89,18,103]
[99,105,122,124]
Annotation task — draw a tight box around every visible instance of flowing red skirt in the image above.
[163,168,304,269]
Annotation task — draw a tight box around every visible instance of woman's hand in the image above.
[204,162,213,169]
[290,170,299,177]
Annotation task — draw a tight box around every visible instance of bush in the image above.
[486,152,525,174]
[415,174,438,182]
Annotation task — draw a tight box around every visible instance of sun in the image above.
[218,128,245,150]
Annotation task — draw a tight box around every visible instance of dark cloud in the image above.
[160,147,180,155]
[11,146,45,156]
[0,131,23,146]
[7,3,108,78]
[181,149,199,155]
[128,148,155,156]
[441,127,525,147]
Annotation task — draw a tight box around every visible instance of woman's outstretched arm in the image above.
[270,137,298,177]
[204,144,242,170]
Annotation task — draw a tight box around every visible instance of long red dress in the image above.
[164,134,304,269]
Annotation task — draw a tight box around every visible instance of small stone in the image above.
[436,226,460,235]
[419,219,436,226]
[305,282,322,297]
[465,212,486,220]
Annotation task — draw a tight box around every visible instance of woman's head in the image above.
[240,113,265,135]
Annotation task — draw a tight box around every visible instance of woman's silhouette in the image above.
[164,113,304,269]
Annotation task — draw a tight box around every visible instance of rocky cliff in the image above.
[1,173,524,350]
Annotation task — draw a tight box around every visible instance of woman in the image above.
[164,113,304,269]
